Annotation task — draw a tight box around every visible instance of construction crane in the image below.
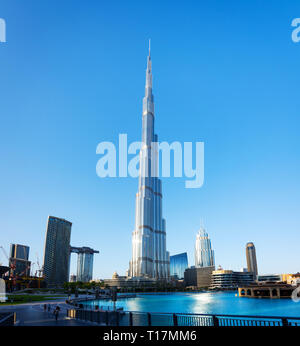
[36,253,43,278]
[0,246,9,266]
[0,246,16,287]
[0,246,16,274]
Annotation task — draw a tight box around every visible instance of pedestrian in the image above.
[53,307,59,321]
[47,304,51,312]
[54,309,58,321]
[43,304,47,312]
[56,307,60,320]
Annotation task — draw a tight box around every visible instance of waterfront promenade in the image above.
[0,295,93,326]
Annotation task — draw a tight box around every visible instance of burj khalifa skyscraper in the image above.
[129,42,170,280]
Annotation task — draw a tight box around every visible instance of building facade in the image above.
[210,269,254,289]
[43,216,72,286]
[184,266,215,288]
[70,246,99,282]
[238,283,296,299]
[257,274,281,282]
[170,252,188,279]
[9,244,31,277]
[195,227,215,268]
[104,272,157,288]
[129,43,170,280]
[246,242,258,278]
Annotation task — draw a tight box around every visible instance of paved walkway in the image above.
[0,297,94,326]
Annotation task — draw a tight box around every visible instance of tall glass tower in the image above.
[43,216,72,286]
[195,227,215,268]
[129,42,170,280]
[170,253,188,279]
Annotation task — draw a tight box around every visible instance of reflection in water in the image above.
[82,292,300,317]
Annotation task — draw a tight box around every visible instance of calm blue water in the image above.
[82,292,300,317]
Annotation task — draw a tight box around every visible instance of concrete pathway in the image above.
[0,298,94,326]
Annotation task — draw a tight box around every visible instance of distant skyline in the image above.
[0,1,300,279]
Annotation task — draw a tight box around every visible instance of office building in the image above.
[9,244,31,277]
[129,42,170,280]
[184,266,215,288]
[195,227,215,268]
[246,242,258,278]
[257,274,281,282]
[43,216,72,286]
[210,269,254,289]
[170,253,188,279]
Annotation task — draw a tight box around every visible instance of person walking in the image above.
[53,307,59,321]
[43,304,47,312]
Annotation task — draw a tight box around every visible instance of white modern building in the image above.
[195,227,215,268]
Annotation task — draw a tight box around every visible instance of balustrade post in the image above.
[173,313,178,326]
[105,311,109,326]
[147,313,151,326]
[212,315,219,326]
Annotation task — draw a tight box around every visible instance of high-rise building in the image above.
[195,227,215,268]
[170,253,188,279]
[70,246,99,282]
[246,242,258,278]
[43,216,72,286]
[129,42,170,280]
[9,244,31,277]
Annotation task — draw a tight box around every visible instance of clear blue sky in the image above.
[0,0,299,279]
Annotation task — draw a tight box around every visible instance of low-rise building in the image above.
[280,273,300,285]
[103,272,157,289]
[238,282,297,299]
[210,269,254,289]
[184,266,215,288]
[257,274,281,282]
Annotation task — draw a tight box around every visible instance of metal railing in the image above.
[0,312,16,326]
[67,309,300,326]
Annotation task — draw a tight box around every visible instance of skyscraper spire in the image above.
[145,40,152,92]
[129,43,169,280]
